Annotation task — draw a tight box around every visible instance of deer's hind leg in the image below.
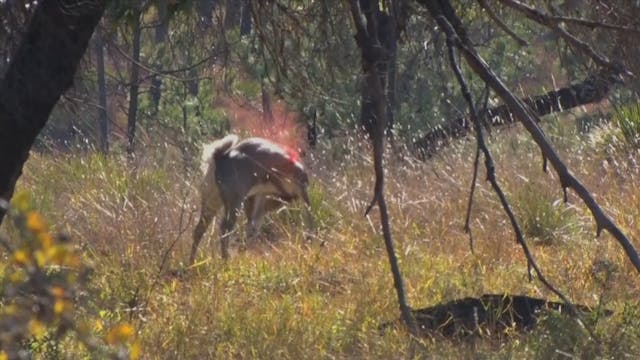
[190,198,218,265]
[220,198,242,259]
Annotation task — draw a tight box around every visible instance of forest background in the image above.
[2,0,640,358]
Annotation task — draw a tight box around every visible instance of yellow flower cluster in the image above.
[10,209,81,270]
[106,323,141,360]
[1,191,142,359]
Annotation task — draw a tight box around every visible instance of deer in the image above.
[189,134,313,263]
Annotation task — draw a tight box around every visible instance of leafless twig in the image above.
[497,0,632,73]
[438,13,599,342]
[418,0,640,275]
[477,0,528,47]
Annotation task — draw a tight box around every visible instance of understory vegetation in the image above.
[3,112,640,359]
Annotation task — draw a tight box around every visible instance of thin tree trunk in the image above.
[150,0,168,114]
[197,0,216,28]
[0,0,105,223]
[96,25,109,154]
[261,79,274,122]
[240,0,252,36]
[181,83,192,170]
[126,6,142,158]
[350,0,418,335]
[224,0,241,30]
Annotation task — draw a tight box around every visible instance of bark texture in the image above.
[0,0,105,223]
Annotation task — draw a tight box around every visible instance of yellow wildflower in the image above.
[50,285,65,298]
[11,191,31,212]
[106,323,135,345]
[8,270,25,283]
[47,245,68,265]
[54,299,69,315]
[26,211,46,234]
[129,341,142,360]
[28,319,46,338]
[37,232,53,249]
[93,319,104,332]
[12,249,30,266]
[2,304,17,315]
[34,249,47,267]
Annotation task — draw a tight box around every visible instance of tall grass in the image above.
[3,122,640,358]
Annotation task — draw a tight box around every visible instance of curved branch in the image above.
[440,13,596,338]
[477,0,527,47]
[497,0,632,72]
[417,0,640,274]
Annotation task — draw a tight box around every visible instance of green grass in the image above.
[3,122,640,359]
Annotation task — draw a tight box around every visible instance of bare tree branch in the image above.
[439,13,598,340]
[497,0,640,33]
[417,0,640,274]
[477,0,528,47]
[497,0,632,72]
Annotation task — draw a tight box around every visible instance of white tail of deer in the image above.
[190,134,314,263]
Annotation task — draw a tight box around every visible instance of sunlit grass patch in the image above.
[6,128,640,358]
[512,182,583,246]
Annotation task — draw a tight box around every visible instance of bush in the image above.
[0,192,139,359]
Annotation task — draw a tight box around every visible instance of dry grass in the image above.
[4,120,640,359]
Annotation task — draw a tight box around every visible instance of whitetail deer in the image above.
[190,134,313,263]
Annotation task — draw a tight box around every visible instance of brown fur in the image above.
[190,134,313,263]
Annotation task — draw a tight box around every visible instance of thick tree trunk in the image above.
[96,25,109,154]
[126,6,142,158]
[414,67,624,158]
[0,0,105,223]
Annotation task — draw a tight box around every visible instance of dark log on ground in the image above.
[413,67,626,159]
[381,294,612,338]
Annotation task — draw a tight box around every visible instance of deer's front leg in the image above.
[245,195,266,242]
[190,199,217,265]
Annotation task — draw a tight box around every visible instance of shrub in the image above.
[0,192,139,359]
[513,183,580,246]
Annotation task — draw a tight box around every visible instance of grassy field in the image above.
[4,117,640,359]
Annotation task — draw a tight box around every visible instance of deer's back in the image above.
[214,137,308,200]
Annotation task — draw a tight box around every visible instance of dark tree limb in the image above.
[497,0,630,71]
[439,14,597,339]
[95,24,109,154]
[0,0,105,224]
[349,0,418,336]
[126,4,142,158]
[417,0,640,274]
[414,66,625,158]
[496,0,640,34]
[476,0,528,47]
